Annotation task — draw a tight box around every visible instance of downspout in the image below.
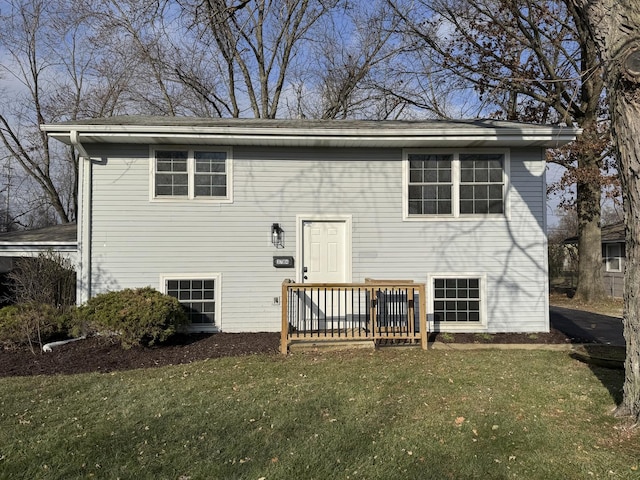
[70,130,92,303]
[541,147,550,332]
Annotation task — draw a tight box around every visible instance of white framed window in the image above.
[429,274,486,331]
[605,243,623,272]
[403,150,509,220]
[160,274,221,331]
[151,147,232,202]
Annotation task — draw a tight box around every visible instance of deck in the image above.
[280,280,427,354]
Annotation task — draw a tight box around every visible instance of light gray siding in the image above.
[85,144,548,333]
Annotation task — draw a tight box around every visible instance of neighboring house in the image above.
[602,222,625,297]
[40,117,580,333]
[0,223,78,305]
[565,222,625,297]
[0,223,78,268]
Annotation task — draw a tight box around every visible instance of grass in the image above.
[439,332,455,342]
[0,349,638,479]
[474,333,494,342]
[549,291,623,318]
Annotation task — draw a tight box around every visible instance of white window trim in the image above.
[427,273,487,332]
[150,146,233,203]
[402,149,510,221]
[605,243,623,272]
[159,273,222,332]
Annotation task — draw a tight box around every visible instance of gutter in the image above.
[41,121,581,137]
[70,130,89,158]
[69,130,92,303]
[0,243,77,258]
[41,121,583,149]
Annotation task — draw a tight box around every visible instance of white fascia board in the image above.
[41,123,581,148]
[0,242,77,250]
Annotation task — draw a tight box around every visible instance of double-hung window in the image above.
[408,154,453,215]
[405,150,507,219]
[152,147,232,201]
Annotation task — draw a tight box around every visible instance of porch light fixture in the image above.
[271,223,284,248]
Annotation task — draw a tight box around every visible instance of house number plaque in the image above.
[273,256,294,268]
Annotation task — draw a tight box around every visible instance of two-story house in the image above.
[41,117,580,334]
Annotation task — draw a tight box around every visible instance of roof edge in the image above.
[41,117,581,149]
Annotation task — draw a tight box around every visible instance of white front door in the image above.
[300,219,351,327]
[302,220,347,283]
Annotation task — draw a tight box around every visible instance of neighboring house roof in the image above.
[564,222,625,244]
[0,223,78,255]
[600,222,625,243]
[41,116,581,150]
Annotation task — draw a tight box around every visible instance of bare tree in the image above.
[272,0,419,120]
[175,0,338,118]
[82,0,188,116]
[0,0,76,223]
[390,0,610,301]
[0,0,125,224]
[311,2,405,119]
[570,0,640,422]
[0,0,172,225]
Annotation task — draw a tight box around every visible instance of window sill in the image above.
[431,324,487,332]
[150,197,233,204]
[404,214,507,222]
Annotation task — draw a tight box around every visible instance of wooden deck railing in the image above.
[280,280,427,354]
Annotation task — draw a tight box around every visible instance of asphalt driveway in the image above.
[550,306,625,345]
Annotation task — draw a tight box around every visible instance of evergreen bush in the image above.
[76,287,189,348]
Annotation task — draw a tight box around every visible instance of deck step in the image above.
[288,340,375,352]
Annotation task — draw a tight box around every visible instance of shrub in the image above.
[76,287,189,348]
[0,304,72,352]
[6,250,76,307]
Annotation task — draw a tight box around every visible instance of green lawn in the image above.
[0,348,637,479]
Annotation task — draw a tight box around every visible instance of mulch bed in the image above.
[0,328,583,378]
[0,333,280,378]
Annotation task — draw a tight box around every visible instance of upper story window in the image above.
[404,150,508,219]
[408,154,453,215]
[152,147,232,201]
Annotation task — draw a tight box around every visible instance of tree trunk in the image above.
[571,0,640,422]
[613,73,640,421]
[574,122,606,302]
[574,207,603,301]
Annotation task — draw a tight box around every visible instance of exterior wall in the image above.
[83,143,549,333]
[603,272,624,298]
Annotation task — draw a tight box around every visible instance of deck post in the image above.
[368,287,377,340]
[407,288,415,337]
[418,284,427,350]
[280,280,290,354]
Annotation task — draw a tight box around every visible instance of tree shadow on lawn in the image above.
[550,306,625,405]
[571,344,625,406]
